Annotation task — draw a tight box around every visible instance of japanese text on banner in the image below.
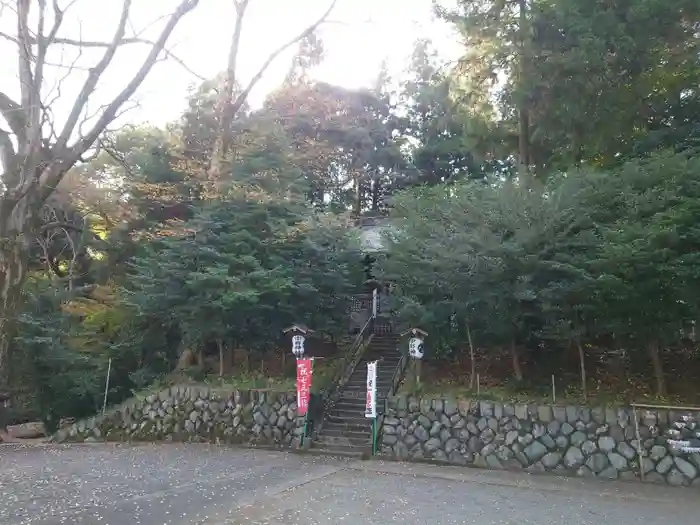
[365,360,377,418]
[296,359,313,416]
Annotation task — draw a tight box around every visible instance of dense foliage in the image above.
[5,0,700,425]
[379,151,700,396]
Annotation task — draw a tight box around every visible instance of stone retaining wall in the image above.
[381,396,700,487]
[54,385,304,447]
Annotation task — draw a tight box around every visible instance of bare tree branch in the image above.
[0,92,25,141]
[43,34,85,111]
[235,0,338,116]
[0,31,19,45]
[40,0,201,199]
[34,1,48,92]
[55,0,133,150]
[39,220,83,233]
[34,0,72,92]
[207,0,249,173]
[16,0,46,192]
[72,2,199,149]
[60,36,208,81]
[0,128,16,175]
[209,0,338,177]
[17,0,35,116]
[1,33,208,83]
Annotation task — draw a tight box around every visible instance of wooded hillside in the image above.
[0,0,699,427]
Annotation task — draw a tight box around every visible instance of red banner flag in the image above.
[296,359,313,416]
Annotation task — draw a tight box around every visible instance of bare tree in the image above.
[0,0,201,385]
[207,0,338,180]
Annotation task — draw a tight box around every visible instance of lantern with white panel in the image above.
[283,324,314,359]
[292,335,305,358]
[403,327,427,360]
[408,336,424,359]
[402,328,428,387]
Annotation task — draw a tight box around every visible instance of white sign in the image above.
[372,288,378,318]
[292,334,305,357]
[408,337,424,359]
[365,361,378,418]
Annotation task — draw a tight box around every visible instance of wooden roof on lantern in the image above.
[400,327,428,338]
[282,324,314,335]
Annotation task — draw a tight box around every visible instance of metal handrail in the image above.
[352,316,374,351]
[313,315,375,437]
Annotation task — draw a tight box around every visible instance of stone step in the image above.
[346,375,395,383]
[359,355,400,362]
[349,370,397,378]
[327,410,366,421]
[335,394,392,404]
[348,374,394,383]
[339,390,368,398]
[349,372,397,380]
[328,406,373,417]
[314,435,371,447]
[356,363,400,371]
[315,434,372,448]
[322,419,372,431]
[334,400,366,410]
[320,426,371,437]
[309,443,367,458]
[325,415,381,427]
[350,366,398,373]
[350,367,398,375]
[330,407,367,417]
[353,362,397,368]
[325,415,373,427]
[361,357,400,363]
[344,380,393,389]
[319,427,371,440]
[350,369,397,378]
[335,393,392,403]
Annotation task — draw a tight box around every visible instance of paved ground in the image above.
[1,444,699,525]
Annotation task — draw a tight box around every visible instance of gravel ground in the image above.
[1,443,698,525]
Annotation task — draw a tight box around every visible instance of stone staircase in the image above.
[311,334,401,456]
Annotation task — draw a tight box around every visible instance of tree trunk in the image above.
[517,0,531,186]
[176,348,196,370]
[576,339,587,400]
[648,340,666,396]
[0,255,27,389]
[217,340,225,377]
[511,339,523,381]
[0,206,33,390]
[466,323,476,390]
[226,344,234,375]
[208,1,247,180]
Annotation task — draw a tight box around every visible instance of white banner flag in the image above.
[365,360,378,418]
